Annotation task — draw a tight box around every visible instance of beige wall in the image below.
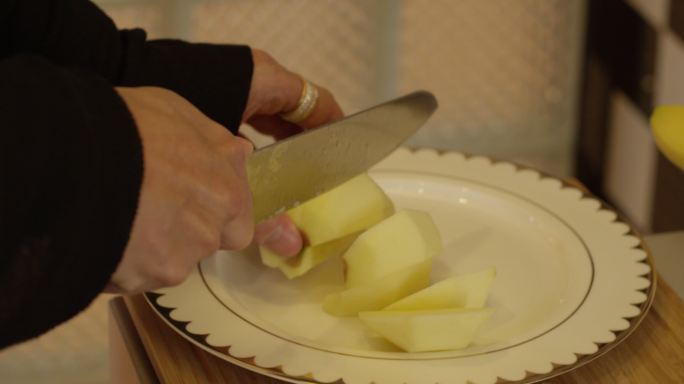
[97,0,586,176]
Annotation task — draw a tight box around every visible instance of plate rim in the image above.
[144,148,657,384]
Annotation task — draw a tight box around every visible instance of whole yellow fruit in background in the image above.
[651,106,684,170]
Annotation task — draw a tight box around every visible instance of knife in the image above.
[246,90,438,223]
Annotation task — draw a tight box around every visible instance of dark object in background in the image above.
[576,0,684,232]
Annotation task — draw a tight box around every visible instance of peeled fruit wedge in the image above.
[651,105,684,170]
[344,209,442,288]
[322,260,431,316]
[287,174,394,246]
[384,267,496,311]
[359,308,494,352]
[362,268,497,351]
[260,235,357,279]
[260,173,393,278]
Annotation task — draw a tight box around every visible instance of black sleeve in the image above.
[0,0,255,347]
[2,0,254,133]
[0,54,143,348]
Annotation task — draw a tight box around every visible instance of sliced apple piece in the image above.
[359,308,494,352]
[260,234,358,279]
[344,209,442,288]
[323,260,431,316]
[384,267,496,311]
[287,174,394,246]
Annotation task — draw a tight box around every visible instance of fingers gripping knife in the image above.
[246,91,438,223]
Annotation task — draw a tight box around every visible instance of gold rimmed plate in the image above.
[146,148,655,383]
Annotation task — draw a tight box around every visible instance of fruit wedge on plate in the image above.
[258,172,496,352]
[384,267,496,311]
[285,173,394,246]
[260,234,357,279]
[259,174,394,278]
[322,260,432,316]
[358,268,497,352]
[323,209,442,316]
[342,210,442,288]
[359,307,495,353]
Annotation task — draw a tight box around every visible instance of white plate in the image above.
[147,148,655,383]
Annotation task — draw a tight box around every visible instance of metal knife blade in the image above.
[246,90,437,223]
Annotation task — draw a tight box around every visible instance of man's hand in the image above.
[111,49,346,294]
[110,87,254,293]
[247,49,344,258]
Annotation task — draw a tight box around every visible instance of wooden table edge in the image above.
[110,276,684,384]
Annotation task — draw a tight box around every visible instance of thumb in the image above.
[254,214,303,258]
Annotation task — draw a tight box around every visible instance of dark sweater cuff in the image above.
[0,54,143,347]
[119,30,254,134]
[53,66,143,309]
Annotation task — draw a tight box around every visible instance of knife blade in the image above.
[246,90,437,223]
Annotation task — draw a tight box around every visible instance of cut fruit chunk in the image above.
[323,260,431,316]
[384,267,496,311]
[287,174,394,246]
[260,235,357,279]
[344,209,442,288]
[359,308,494,352]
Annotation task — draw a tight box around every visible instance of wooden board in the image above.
[120,277,684,383]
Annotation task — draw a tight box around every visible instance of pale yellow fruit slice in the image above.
[651,105,684,170]
[344,209,442,288]
[322,260,431,316]
[359,308,494,352]
[384,267,496,311]
[287,174,394,246]
[260,234,357,279]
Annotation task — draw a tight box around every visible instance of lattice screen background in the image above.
[99,0,586,176]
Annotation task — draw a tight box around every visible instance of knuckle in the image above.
[231,237,252,251]
[237,226,255,248]
[218,138,252,162]
[178,208,221,256]
[155,265,189,287]
[197,230,221,256]
[152,86,181,99]
[235,136,254,156]
[251,48,276,66]
[142,86,175,101]
[223,224,254,251]
[219,183,249,220]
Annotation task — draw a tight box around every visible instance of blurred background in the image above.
[100,0,586,178]
[1,0,682,383]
